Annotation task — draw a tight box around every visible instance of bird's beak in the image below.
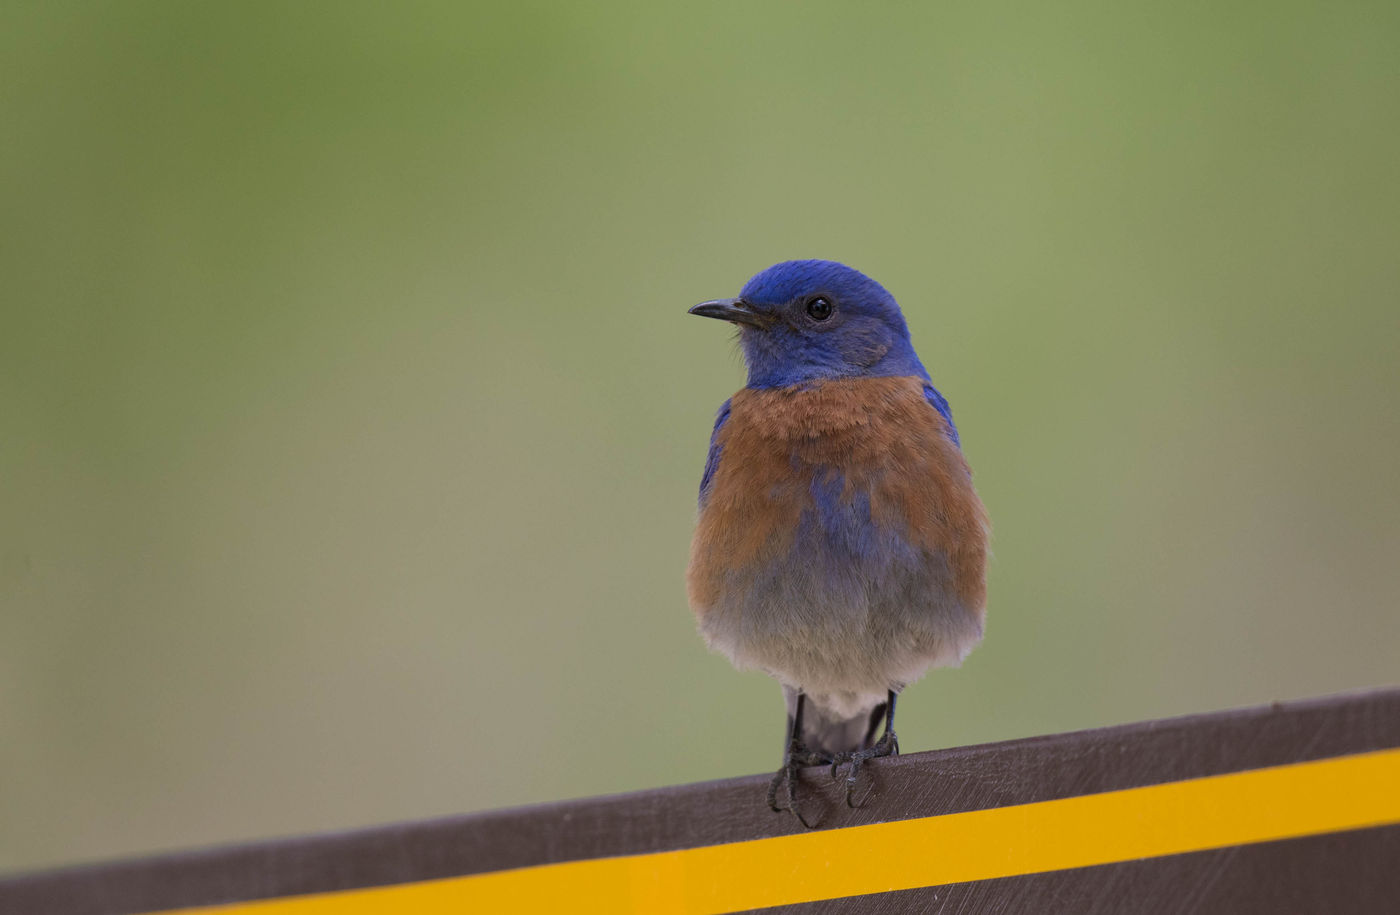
[687,298,772,328]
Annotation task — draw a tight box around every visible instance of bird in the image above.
[685,259,989,825]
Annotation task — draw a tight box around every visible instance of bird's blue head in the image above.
[689,260,928,388]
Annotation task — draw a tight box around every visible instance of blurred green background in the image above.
[3,0,1398,874]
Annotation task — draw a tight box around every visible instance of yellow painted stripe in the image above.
[161,748,1400,915]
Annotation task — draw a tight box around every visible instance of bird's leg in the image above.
[839,689,900,807]
[766,692,832,828]
[861,700,887,749]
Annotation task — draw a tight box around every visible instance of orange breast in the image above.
[686,375,989,617]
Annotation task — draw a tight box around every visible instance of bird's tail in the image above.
[784,686,886,757]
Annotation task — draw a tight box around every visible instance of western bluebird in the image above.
[686,260,989,824]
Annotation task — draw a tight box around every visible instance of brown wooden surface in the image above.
[3,687,1398,915]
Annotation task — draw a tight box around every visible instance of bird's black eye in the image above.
[805,297,833,321]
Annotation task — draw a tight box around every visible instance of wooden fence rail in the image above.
[3,688,1399,914]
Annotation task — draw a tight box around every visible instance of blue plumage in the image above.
[734,259,931,388]
[922,382,959,446]
[697,399,731,508]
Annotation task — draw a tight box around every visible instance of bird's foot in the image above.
[767,742,835,828]
[830,729,899,807]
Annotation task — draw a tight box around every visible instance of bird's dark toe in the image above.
[840,730,900,808]
[768,741,836,828]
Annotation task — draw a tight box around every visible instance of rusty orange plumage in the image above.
[688,376,987,617]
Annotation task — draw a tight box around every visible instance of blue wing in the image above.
[698,398,732,508]
[922,383,960,447]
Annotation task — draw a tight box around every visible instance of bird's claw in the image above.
[830,729,899,807]
[768,741,834,828]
